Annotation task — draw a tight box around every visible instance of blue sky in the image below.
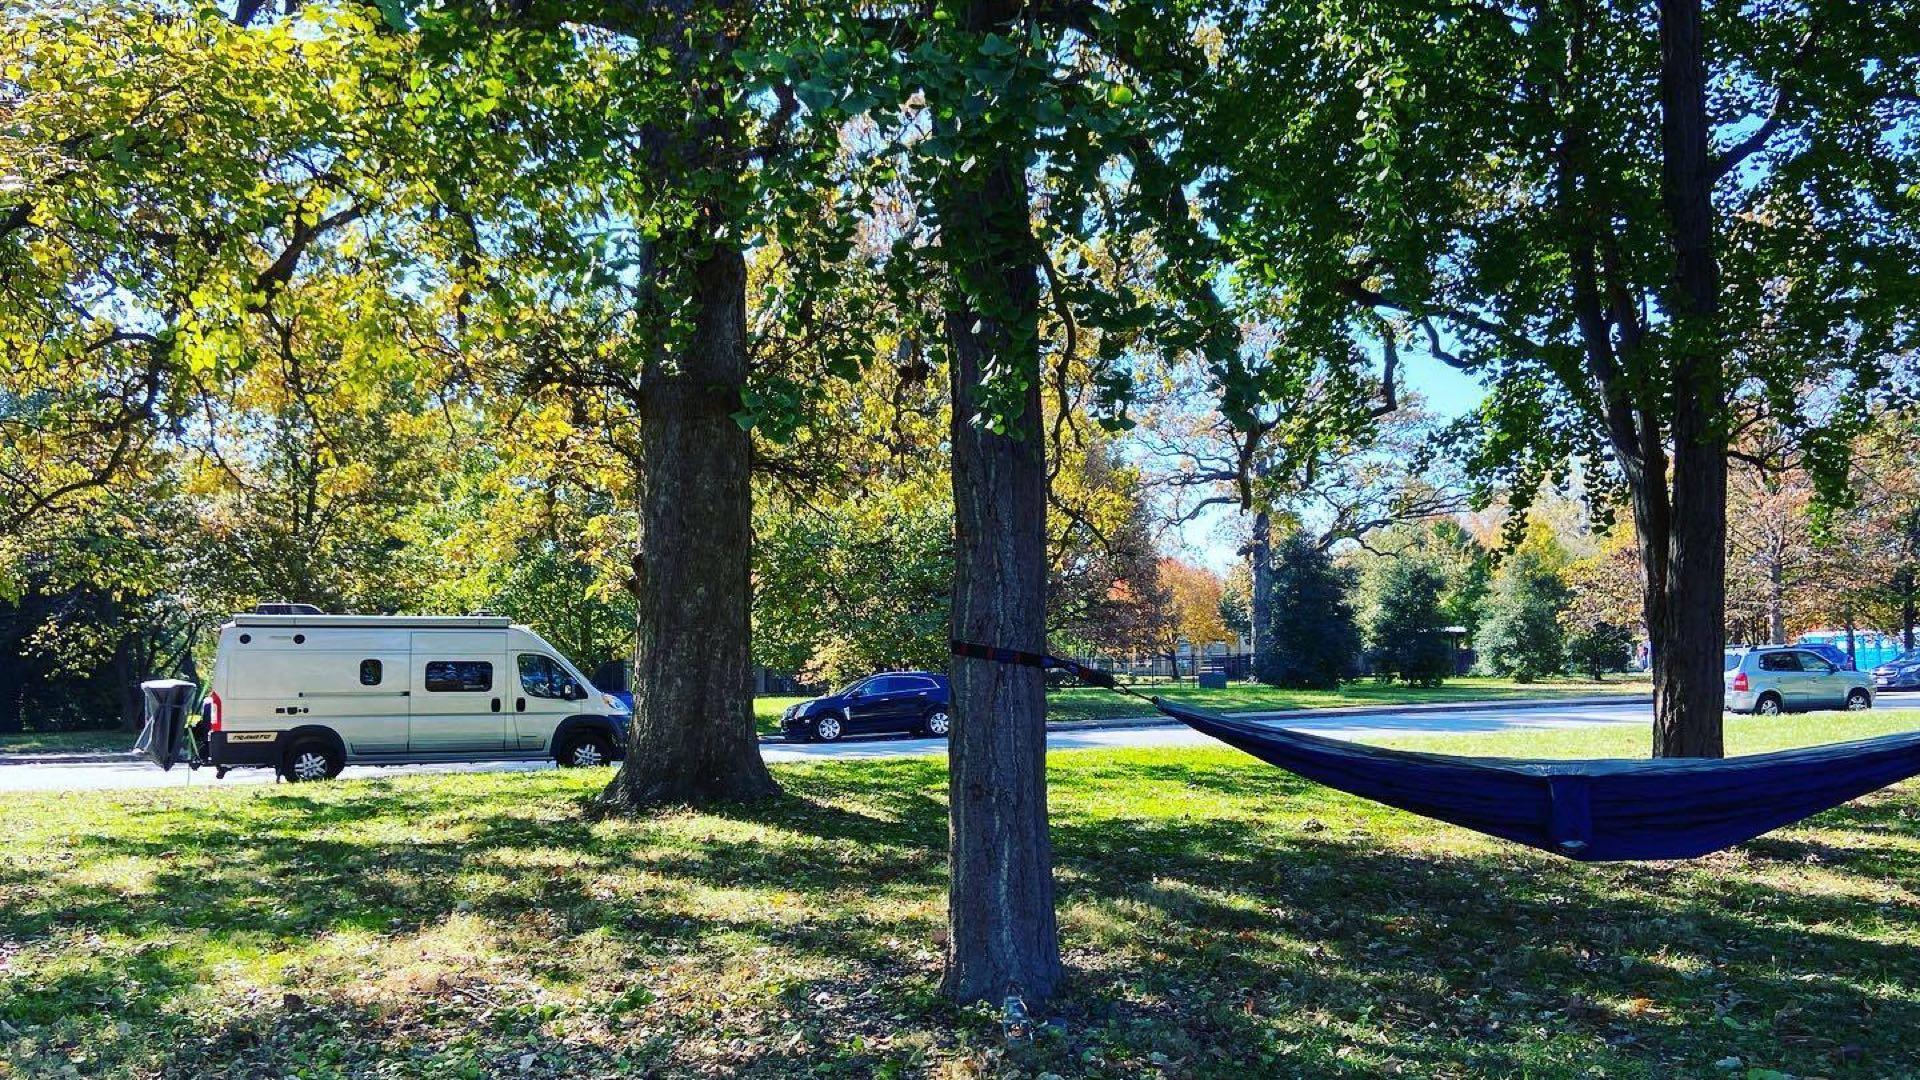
[1402,351,1486,421]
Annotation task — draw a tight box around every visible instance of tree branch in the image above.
[1711,21,1820,181]
[250,203,363,310]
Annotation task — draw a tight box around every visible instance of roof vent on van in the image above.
[253,602,324,615]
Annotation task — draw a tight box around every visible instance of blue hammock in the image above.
[951,641,1920,861]
[1156,699,1920,861]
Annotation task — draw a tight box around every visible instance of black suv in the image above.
[781,672,951,742]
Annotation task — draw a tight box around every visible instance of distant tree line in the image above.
[1254,516,1634,689]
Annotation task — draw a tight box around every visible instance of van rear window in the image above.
[425,661,493,692]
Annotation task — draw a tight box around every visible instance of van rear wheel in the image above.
[281,737,343,783]
[557,730,613,768]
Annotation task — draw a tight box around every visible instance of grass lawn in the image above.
[0,729,133,756]
[1045,674,1649,723]
[3,710,1917,1078]
[754,674,1650,734]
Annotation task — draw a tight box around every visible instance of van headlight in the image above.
[602,693,630,714]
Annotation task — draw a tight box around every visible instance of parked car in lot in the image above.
[781,672,951,742]
[1725,645,1873,715]
[592,660,634,712]
[182,609,630,781]
[1795,641,1856,672]
[1870,649,1920,692]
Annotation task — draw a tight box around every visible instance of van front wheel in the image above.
[281,737,343,783]
[557,731,613,768]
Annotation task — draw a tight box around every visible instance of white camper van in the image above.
[198,612,629,781]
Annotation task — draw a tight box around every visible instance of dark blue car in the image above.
[593,661,635,712]
[781,672,951,742]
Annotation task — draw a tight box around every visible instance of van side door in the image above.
[324,650,411,754]
[408,632,510,752]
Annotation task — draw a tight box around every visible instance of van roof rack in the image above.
[229,613,514,629]
[253,602,324,615]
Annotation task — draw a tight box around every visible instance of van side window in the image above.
[425,660,493,692]
[518,654,581,700]
[359,659,383,686]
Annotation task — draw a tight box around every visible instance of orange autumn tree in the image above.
[1155,558,1232,680]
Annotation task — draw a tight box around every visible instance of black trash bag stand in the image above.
[136,679,198,772]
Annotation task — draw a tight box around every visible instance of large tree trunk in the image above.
[1657,422,1727,757]
[595,244,779,812]
[938,1,1060,1003]
[942,282,1060,1006]
[1651,0,1727,759]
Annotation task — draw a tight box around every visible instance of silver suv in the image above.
[1725,646,1874,715]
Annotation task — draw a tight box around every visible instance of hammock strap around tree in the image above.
[949,640,1920,862]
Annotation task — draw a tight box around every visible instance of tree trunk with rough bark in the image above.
[938,0,1061,1007]
[1649,0,1728,759]
[595,244,779,812]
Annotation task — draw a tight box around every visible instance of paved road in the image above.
[0,700,1653,794]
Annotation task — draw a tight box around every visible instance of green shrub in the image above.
[1565,621,1634,680]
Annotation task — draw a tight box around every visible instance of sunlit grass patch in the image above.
[3,712,1919,1077]
[0,729,133,755]
[1047,673,1650,723]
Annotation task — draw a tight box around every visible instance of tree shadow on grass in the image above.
[5,761,1920,1078]
[1038,784,1920,1077]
